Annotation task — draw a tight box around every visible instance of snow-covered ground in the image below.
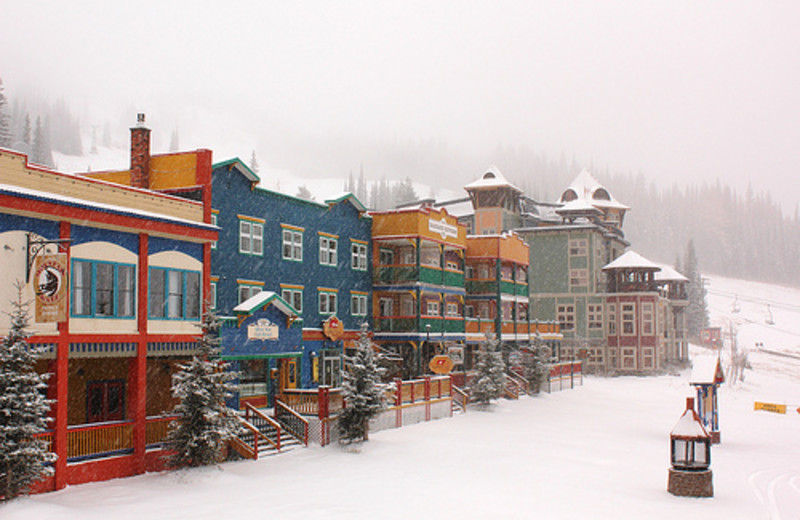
[3,275,799,519]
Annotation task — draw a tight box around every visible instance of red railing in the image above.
[275,400,309,446]
[33,430,54,453]
[281,387,344,416]
[67,420,134,461]
[146,415,177,446]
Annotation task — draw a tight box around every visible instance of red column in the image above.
[318,386,329,446]
[53,221,70,490]
[395,378,402,428]
[131,233,149,472]
[424,376,431,421]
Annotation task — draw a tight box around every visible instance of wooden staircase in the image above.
[229,402,308,460]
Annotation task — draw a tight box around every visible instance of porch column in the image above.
[53,220,70,490]
[131,233,149,472]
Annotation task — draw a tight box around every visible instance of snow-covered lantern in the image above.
[668,397,713,497]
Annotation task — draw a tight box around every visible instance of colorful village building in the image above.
[208,158,372,408]
[0,120,216,491]
[369,205,467,378]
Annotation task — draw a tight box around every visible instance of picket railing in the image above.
[275,399,309,446]
[67,420,134,461]
[145,415,176,447]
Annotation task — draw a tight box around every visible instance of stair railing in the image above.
[506,370,530,395]
[243,403,282,451]
[275,399,309,446]
[504,375,520,399]
[452,385,469,413]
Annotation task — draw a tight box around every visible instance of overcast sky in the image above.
[3,1,800,208]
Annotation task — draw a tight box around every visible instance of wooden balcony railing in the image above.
[146,415,176,447]
[67,420,134,461]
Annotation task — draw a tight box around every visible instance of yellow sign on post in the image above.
[754,401,787,414]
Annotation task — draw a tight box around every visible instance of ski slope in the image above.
[2,275,799,519]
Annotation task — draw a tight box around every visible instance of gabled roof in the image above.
[602,250,662,271]
[559,169,629,210]
[671,407,710,439]
[464,165,523,193]
[213,158,260,183]
[655,264,689,282]
[233,291,298,317]
[325,192,367,213]
[690,355,725,385]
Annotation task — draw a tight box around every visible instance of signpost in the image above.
[753,401,787,414]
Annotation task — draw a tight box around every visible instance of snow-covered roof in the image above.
[655,264,689,282]
[325,192,367,213]
[602,250,662,271]
[213,158,260,183]
[464,165,523,193]
[559,169,629,210]
[233,291,298,317]
[690,355,725,385]
[435,198,474,218]
[671,408,710,439]
[556,198,602,214]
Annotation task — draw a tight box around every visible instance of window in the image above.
[281,287,303,313]
[446,302,459,317]
[238,284,262,305]
[622,303,636,335]
[351,242,368,270]
[319,291,337,315]
[350,293,368,316]
[569,238,588,256]
[149,268,201,319]
[465,305,475,318]
[643,347,654,369]
[608,348,617,368]
[478,265,490,279]
[71,260,136,318]
[379,248,394,265]
[400,295,415,316]
[426,300,440,316]
[210,213,218,250]
[607,303,617,335]
[502,303,512,321]
[557,304,575,331]
[622,348,636,368]
[642,302,654,335]
[570,269,588,287]
[238,218,263,255]
[588,304,603,329]
[282,228,303,261]
[319,235,338,266]
[209,280,217,310]
[421,248,440,267]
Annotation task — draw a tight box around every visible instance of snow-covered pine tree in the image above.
[338,323,387,443]
[683,239,709,339]
[523,341,551,394]
[249,150,259,174]
[0,283,56,501]
[164,308,240,468]
[470,333,506,407]
[0,77,12,148]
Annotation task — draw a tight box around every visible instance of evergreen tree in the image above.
[31,116,54,168]
[338,323,388,443]
[356,166,367,202]
[470,333,506,406]
[249,150,259,174]
[164,309,240,468]
[523,341,551,394]
[0,77,11,148]
[683,239,709,339]
[169,128,180,152]
[0,283,56,501]
[296,185,314,200]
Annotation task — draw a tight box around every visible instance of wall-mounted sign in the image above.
[323,316,344,341]
[34,254,67,323]
[429,217,458,240]
[429,355,455,374]
[448,346,464,365]
[248,318,279,340]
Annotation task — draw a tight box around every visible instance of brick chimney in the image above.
[130,113,151,188]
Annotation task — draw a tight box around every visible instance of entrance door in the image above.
[278,358,298,396]
[87,380,125,423]
[322,355,341,387]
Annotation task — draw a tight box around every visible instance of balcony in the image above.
[374,265,418,284]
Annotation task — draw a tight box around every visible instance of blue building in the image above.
[209,158,372,408]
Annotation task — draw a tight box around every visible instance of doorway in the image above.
[87,380,125,423]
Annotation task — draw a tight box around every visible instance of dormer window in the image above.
[593,188,611,201]
[561,189,578,202]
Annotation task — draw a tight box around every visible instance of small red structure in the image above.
[668,397,713,497]
[701,327,723,350]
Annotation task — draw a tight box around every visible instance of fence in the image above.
[545,361,583,392]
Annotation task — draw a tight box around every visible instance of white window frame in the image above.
[209,280,217,310]
[350,293,368,316]
[569,238,588,256]
[351,242,368,271]
[238,284,262,305]
[557,304,575,331]
[607,303,617,335]
[642,302,654,336]
[570,268,588,287]
[446,302,459,317]
[238,218,263,255]
[588,303,603,329]
[426,300,440,317]
[281,287,303,313]
[622,303,636,335]
[282,228,303,261]
[319,236,338,266]
[210,213,218,250]
[319,291,337,315]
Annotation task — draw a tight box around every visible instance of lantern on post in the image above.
[668,397,713,497]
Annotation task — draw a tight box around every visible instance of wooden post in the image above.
[395,378,403,428]
[318,386,329,446]
[424,376,431,421]
[53,221,70,490]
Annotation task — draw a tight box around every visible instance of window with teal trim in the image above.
[71,259,135,318]
[148,267,201,320]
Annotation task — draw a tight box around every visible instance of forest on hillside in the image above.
[3,80,798,287]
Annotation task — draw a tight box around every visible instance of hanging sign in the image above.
[34,254,68,323]
[429,354,455,374]
[323,316,344,341]
[248,318,279,340]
